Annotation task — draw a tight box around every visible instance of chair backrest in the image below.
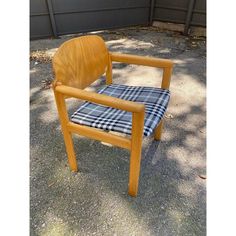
[53,35,109,89]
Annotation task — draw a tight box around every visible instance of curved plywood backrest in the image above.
[53,35,109,89]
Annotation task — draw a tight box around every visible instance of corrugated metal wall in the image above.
[30,0,53,39]
[153,0,206,27]
[30,0,150,39]
[30,0,206,40]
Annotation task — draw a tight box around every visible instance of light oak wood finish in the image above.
[54,90,78,172]
[106,53,113,85]
[129,111,145,196]
[67,122,131,150]
[154,119,164,141]
[53,35,109,89]
[110,53,173,68]
[110,52,173,90]
[55,85,145,113]
[110,52,173,143]
[52,35,173,197]
[161,67,173,89]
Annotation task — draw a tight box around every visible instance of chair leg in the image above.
[128,143,142,197]
[154,119,164,141]
[62,130,78,172]
[128,111,144,197]
[53,89,78,172]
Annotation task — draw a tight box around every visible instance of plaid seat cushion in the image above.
[71,84,170,136]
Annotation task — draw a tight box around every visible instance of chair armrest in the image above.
[110,53,173,89]
[110,53,173,68]
[54,84,145,113]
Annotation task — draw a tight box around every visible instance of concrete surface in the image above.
[152,21,206,37]
[30,26,206,236]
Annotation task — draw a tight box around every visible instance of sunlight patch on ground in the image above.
[159,48,171,53]
[177,181,198,198]
[30,87,41,97]
[184,134,203,149]
[46,48,58,57]
[171,73,205,98]
[169,74,206,117]
[38,213,71,236]
[173,59,186,64]
[113,65,163,87]
[30,67,39,75]
[168,208,185,224]
[167,146,204,172]
[106,38,154,50]
[98,192,152,234]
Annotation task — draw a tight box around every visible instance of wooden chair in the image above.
[52,35,173,197]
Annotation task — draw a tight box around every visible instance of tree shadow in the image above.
[30,104,206,235]
[30,27,206,235]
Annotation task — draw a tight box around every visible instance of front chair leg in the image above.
[128,111,144,197]
[54,88,78,172]
[154,119,164,141]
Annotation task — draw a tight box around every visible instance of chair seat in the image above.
[71,84,170,136]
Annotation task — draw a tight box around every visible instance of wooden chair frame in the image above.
[53,50,173,197]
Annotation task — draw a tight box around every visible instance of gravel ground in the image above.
[30,26,206,236]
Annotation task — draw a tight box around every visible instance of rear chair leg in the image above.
[154,119,164,141]
[63,130,78,172]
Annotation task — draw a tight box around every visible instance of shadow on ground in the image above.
[30,26,206,236]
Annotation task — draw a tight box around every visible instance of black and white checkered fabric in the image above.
[71,84,170,136]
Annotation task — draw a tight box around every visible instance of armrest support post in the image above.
[106,54,113,85]
[161,67,173,89]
